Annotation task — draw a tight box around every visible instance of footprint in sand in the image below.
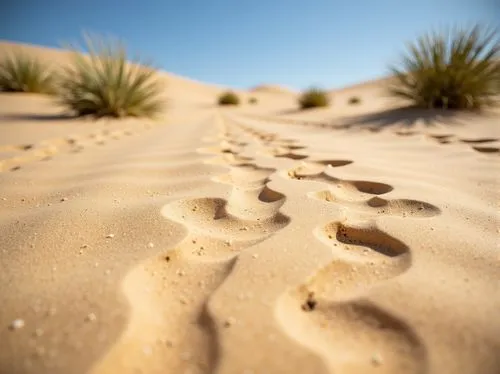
[287,161,394,198]
[471,146,500,154]
[276,159,438,373]
[93,119,291,374]
[277,219,428,373]
[311,190,440,218]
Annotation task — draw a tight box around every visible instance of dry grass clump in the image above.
[218,91,240,105]
[56,34,164,118]
[299,88,330,109]
[0,52,55,94]
[348,96,361,105]
[389,25,500,110]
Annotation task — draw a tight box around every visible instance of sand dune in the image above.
[1,42,500,374]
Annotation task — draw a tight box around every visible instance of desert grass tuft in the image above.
[299,88,330,109]
[348,96,361,105]
[56,34,164,118]
[218,91,240,106]
[389,25,500,110]
[0,52,55,94]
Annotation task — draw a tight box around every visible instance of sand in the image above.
[0,42,499,374]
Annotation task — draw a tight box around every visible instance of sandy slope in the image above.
[1,42,500,374]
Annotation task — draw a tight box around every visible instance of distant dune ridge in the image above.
[250,84,298,95]
[0,40,499,374]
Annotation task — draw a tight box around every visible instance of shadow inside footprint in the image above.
[258,186,285,203]
[284,145,307,150]
[460,138,497,144]
[349,180,393,195]
[275,152,309,160]
[472,146,499,154]
[312,159,353,167]
[332,223,408,258]
[367,197,441,217]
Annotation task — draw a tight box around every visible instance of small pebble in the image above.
[86,313,97,322]
[106,234,115,239]
[224,317,236,327]
[10,319,25,330]
[176,269,185,276]
[148,242,155,248]
[34,328,44,337]
[61,197,68,202]
[165,339,174,347]
[252,254,258,259]
[371,353,383,366]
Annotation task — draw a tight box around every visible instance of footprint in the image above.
[460,138,498,144]
[277,220,424,373]
[92,255,235,374]
[212,164,275,188]
[350,180,393,195]
[312,189,440,219]
[18,144,34,151]
[428,134,453,140]
[311,159,353,167]
[276,295,427,373]
[320,221,409,258]
[274,152,309,160]
[472,146,499,154]
[395,131,417,136]
[287,160,353,179]
[366,197,440,217]
[283,144,307,151]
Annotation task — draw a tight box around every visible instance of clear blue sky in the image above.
[2,0,498,90]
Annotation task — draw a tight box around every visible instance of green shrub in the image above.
[218,91,239,105]
[0,52,55,94]
[56,34,164,118]
[389,25,500,110]
[299,88,330,109]
[348,96,361,105]
[249,97,258,104]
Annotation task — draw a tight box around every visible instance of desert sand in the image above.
[0,42,499,374]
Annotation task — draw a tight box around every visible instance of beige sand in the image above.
[0,42,499,374]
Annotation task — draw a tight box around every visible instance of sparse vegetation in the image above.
[56,34,164,118]
[389,25,500,110]
[299,88,330,109]
[348,96,361,105]
[218,91,240,105]
[0,52,55,94]
[249,97,258,104]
